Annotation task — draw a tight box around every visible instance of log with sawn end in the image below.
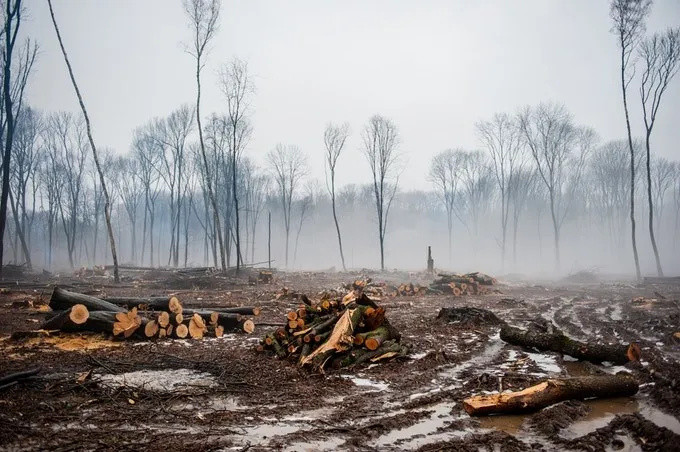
[463,374,639,416]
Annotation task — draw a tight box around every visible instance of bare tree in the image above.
[429,149,464,264]
[610,0,651,280]
[508,168,537,265]
[184,0,226,272]
[518,103,596,271]
[457,150,495,241]
[293,182,314,268]
[476,113,524,269]
[323,122,349,271]
[48,0,120,282]
[267,144,308,268]
[638,28,680,277]
[0,0,36,274]
[132,127,162,267]
[362,115,400,271]
[241,158,268,263]
[650,156,674,238]
[221,58,253,272]
[115,156,144,264]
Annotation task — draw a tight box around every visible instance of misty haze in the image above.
[1,1,680,451]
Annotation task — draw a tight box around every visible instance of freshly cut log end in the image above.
[69,304,89,325]
[169,296,182,314]
[189,319,204,339]
[463,374,639,416]
[144,320,159,338]
[287,311,298,321]
[210,312,219,325]
[175,313,184,325]
[365,337,384,351]
[296,318,305,328]
[158,311,170,328]
[627,343,641,361]
[215,325,224,338]
[175,323,188,338]
[192,313,206,330]
[158,328,167,338]
[243,319,255,334]
[253,307,261,316]
[288,320,298,329]
[166,324,173,336]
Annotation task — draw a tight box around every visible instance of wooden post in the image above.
[427,246,434,273]
[268,211,271,269]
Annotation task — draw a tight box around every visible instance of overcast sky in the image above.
[24,0,680,190]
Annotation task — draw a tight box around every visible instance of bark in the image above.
[463,374,639,416]
[500,324,641,365]
[49,286,125,313]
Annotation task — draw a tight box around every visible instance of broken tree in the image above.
[463,374,639,416]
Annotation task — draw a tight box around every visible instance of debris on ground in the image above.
[429,272,496,296]
[25,287,259,340]
[437,306,503,326]
[258,289,408,371]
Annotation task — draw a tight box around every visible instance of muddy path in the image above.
[1,271,679,451]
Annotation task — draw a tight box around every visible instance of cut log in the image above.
[215,325,224,338]
[500,324,641,365]
[144,320,159,338]
[49,287,125,313]
[69,304,89,325]
[158,311,170,328]
[243,319,255,334]
[175,323,188,339]
[463,374,639,416]
[41,310,142,338]
[300,307,363,367]
[168,296,182,314]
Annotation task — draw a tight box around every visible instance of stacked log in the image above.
[258,290,407,371]
[40,287,258,340]
[429,272,496,296]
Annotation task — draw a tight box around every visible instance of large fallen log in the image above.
[41,309,145,338]
[49,287,126,313]
[463,374,639,416]
[500,324,641,365]
[103,296,261,316]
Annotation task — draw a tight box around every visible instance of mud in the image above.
[1,271,679,451]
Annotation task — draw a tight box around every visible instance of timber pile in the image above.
[392,282,428,296]
[258,290,408,371]
[38,287,258,340]
[429,272,496,296]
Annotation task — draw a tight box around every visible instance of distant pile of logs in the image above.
[40,287,259,340]
[391,282,428,296]
[258,289,407,371]
[429,272,496,296]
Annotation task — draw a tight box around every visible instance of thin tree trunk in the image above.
[48,0,120,282]
[330,177,346,271]
[620,40,641,280]
[645,133,663,276]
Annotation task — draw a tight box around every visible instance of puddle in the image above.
[372,401,462,448]
[340,375,389,392]
[95,369,217,392]
[525,352,561,374]
[283,437,345,452]
[477,412,528,435]
[562,398,680,438]
[439,333,504,381]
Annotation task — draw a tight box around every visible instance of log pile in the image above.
[429,272,496,296]
[38,287,258,340]
[258,290,408,371]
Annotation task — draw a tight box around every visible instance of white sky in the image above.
[24,0,680,190]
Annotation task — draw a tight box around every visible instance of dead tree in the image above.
[292,182,314,268]
[518,104,595,271]
[0,0,36,276]
[184,0,226,272]
[267,144,308,268]
[638,28,680,277]
[429,149,464,265]
[362,115,400,271]
[650,156,674,239]
[132,128,162,267]
[48,0,120,282]
[476,113,525,269]
[324,122,349,271]
[115,157,143,264]
[610,0,651,280]
[220,58,253,272]
[242,158,268,263]
[457,150,495,244]
[508,168,537,265]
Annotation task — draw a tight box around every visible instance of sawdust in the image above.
[2,333,122,351]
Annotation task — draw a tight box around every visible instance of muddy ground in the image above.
[1,269,679,451]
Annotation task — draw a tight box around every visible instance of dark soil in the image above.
[1,269,679,451]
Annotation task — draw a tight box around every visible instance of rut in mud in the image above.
[1,271,679,451]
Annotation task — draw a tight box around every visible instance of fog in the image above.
[4,0,680,278]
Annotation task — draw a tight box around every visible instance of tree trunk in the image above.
[49,287,126,313]
[48,0,120,283]
[331,178,346,271]
[500,324,641,365]
[463,374,639,416]
[645,133,664,277]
